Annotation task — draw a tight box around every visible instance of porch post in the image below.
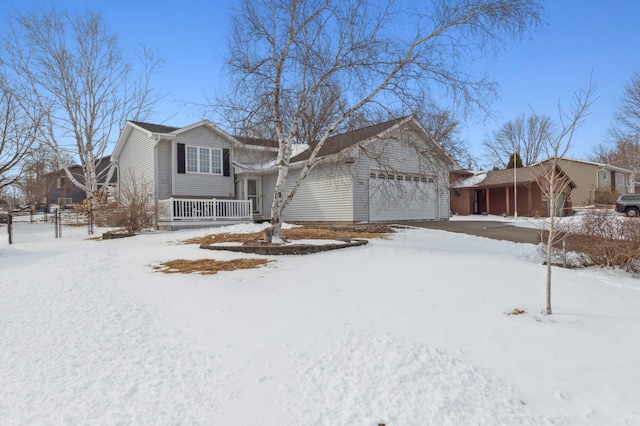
[486,189,491,215]
[505,187,510,215]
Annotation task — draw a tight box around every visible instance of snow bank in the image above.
[1,222,639,424]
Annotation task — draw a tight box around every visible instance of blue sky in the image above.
[2,0,640,167]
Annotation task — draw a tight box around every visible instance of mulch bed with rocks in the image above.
[194,225,394,255]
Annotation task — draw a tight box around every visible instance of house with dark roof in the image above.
[112,116,454,229]
[44,156,116,208]
[450,165,575,217]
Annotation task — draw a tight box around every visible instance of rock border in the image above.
[102,230,136,240]
[199,238,368,255]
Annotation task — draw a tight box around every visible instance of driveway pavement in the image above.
[408,220,542,245]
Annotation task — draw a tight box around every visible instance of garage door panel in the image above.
[369,176,437,221]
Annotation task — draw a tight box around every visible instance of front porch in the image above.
[157,198,253,230]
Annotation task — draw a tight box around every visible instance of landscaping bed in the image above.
[192,225,393,255]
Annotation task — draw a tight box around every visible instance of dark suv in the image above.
[615,194,640,217]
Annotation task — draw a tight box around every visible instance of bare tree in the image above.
[590,72,640,174]
[0,86,41,191]
[414,108,475,169]
[538,79,597,315]
[483,113,554,168]
[222,0,543,240]
[19,143,74,205]
[0,9,161,206]
[590,134,640,175]
[611,71,640,136]
[593,72,640,173]
[117,170,155,234]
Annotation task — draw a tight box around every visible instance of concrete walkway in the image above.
[407,220,542,245]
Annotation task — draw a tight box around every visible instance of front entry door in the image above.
[246,178,262,215]
[473,190,481,214]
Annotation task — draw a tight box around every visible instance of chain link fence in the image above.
[4,209,95,245]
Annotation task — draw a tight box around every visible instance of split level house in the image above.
[533,158,634,206]
[111,116,455,229]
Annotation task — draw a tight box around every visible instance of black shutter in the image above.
[177,143,185,174]
[223,148,230,177]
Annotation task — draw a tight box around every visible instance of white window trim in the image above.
[186,145,223,175]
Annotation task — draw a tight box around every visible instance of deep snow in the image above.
[1,217,639,425]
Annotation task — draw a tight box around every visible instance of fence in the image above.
[4,209,95,245]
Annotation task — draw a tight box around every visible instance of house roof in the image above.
[233,136,280,149]
[129,121,180,134]
[452,165,576,189]
[481,167,546,186]
[535,157,634,174]
[116,116,453,169]
[289,117,410,162]
[43,155,112,176]
[450,172,487,188]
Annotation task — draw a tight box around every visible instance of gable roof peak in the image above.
[129,120,180,134]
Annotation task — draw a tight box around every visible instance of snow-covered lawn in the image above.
[1,220,639,425]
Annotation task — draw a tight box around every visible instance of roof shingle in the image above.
[130,121,180,133]
[290,117,407,162]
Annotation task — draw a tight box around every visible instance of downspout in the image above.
[153,135,161,228]
[114,161,120,206]
[594,166,605,204]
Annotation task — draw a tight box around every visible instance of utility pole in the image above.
[512,141,519,219]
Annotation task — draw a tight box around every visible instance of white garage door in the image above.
[369,171,438,221]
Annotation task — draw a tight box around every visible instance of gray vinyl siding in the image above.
[352,158,370,223]
[173,127,235,198]
[258,176,272,216]
[156,140,172,200]
[438,171,451,218]
[261,164,354,222]
[117,127,156,200]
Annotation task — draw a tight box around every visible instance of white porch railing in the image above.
[158,198,252,222]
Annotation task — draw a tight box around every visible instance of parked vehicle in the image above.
[615,194,640,217]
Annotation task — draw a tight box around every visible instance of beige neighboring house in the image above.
[536,158,635,206]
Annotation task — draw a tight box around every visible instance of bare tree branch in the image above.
[483,113,554,168]
[222,0,544,239]
[0,87,41,190]
[1,9,162,205]
[538,77,597,315]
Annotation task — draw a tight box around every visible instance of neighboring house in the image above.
[44,157,115,207]
[535,158,634,206]
[450,165,575,217]
[112,116,454,229]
